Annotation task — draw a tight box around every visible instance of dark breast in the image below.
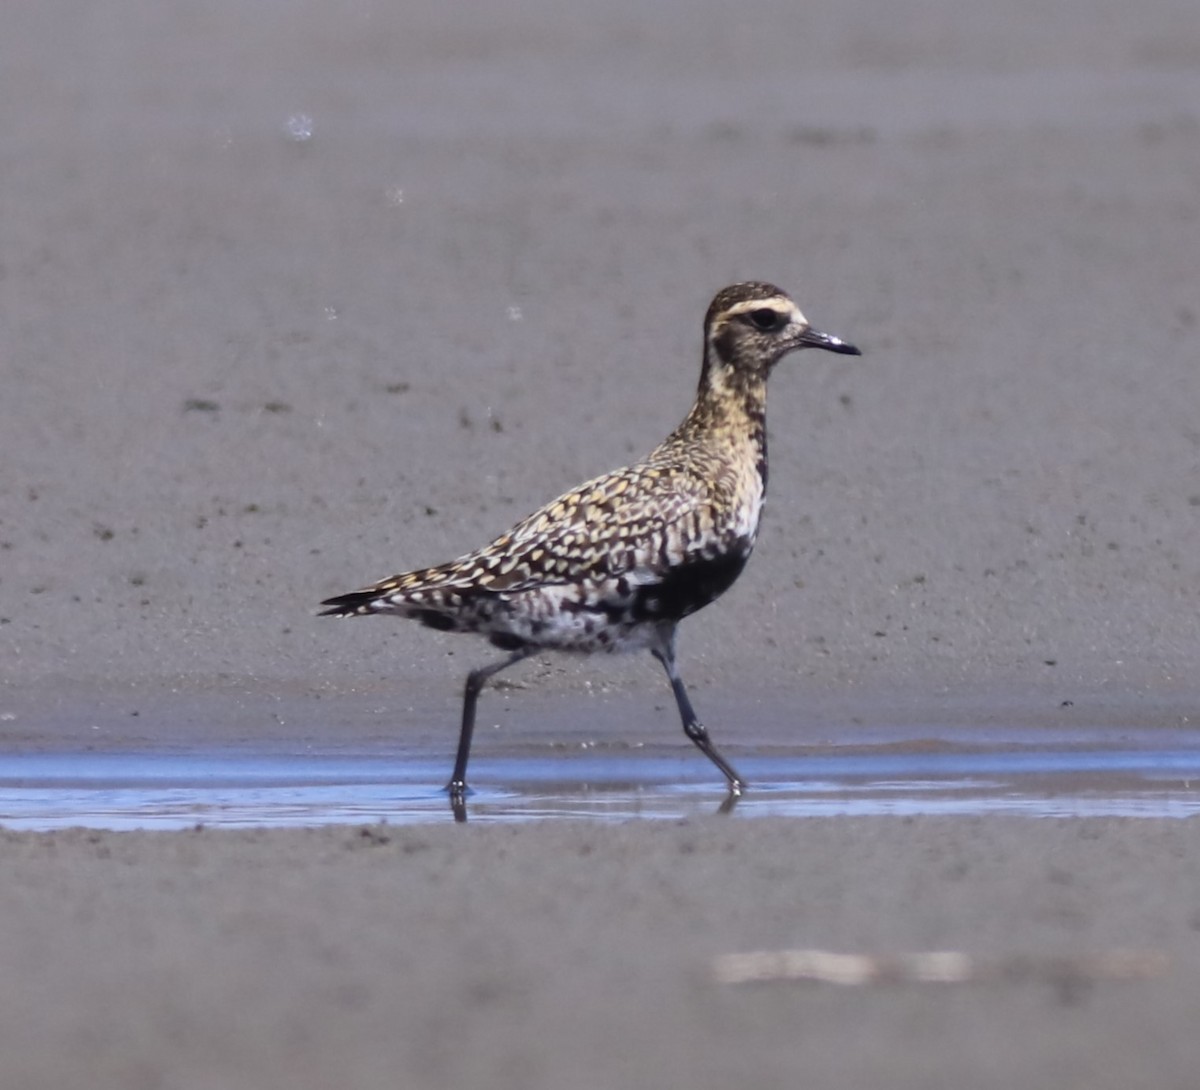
[631,547,750,624]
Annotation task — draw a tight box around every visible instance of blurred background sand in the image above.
[3,817,1200,1090]
[3,0,1198,750]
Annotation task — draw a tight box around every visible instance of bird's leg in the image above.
[448,646,535,803]
[651,631,745,795]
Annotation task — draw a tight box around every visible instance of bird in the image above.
[320,282,860,807]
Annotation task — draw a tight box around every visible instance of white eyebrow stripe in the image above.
[717,298,808,329]
[722,298,792,318]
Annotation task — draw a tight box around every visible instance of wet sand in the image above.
[3,0,1200,1085]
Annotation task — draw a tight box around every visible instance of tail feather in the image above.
[318,589,385,617]
[319,568,468,618]
[319,585,471,637]
[321,552,488,615]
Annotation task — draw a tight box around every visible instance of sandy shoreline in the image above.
[6,675,1200,760]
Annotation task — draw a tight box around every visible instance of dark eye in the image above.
[748,308,784,332]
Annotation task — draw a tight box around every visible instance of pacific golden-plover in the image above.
[321,282,860,804]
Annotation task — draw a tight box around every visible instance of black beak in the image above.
[798,326,862,356]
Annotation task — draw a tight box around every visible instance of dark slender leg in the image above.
[447,647,534,799]
[651,632,745,796]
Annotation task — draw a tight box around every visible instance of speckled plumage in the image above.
[321,282,860,806]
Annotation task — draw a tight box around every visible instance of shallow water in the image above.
[2,747,1200,829]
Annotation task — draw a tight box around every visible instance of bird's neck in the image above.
[670,363,770,490]
[687,358,768,437]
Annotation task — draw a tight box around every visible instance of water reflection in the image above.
[0,748,1199,829]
